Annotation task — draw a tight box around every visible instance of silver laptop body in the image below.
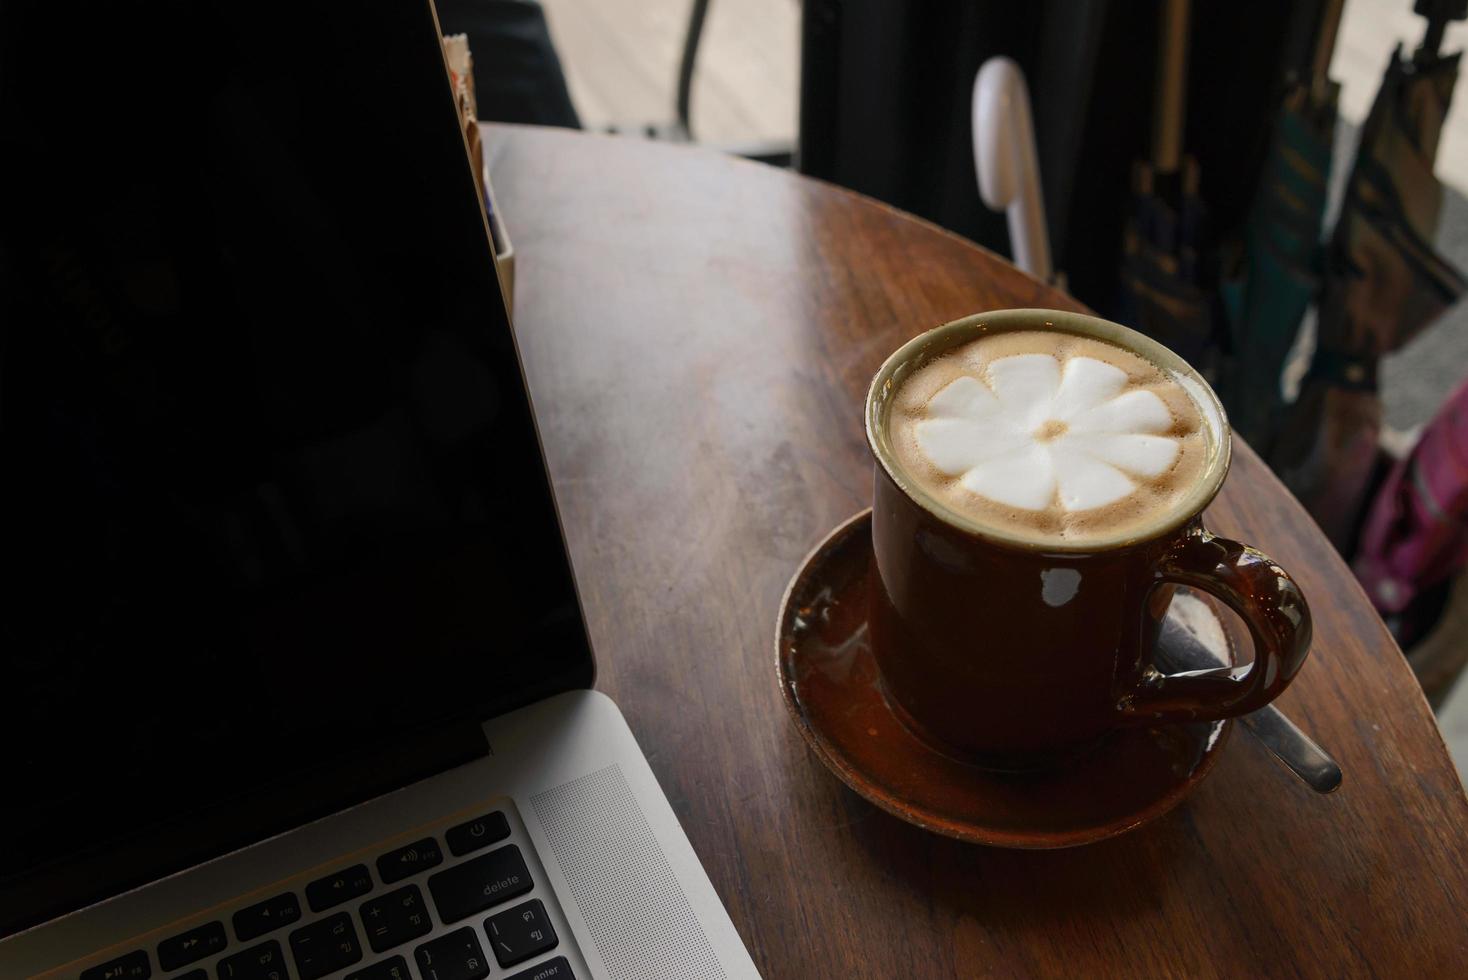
[0,0,758,976]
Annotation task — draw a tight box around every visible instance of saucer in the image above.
[776,509,1232,849]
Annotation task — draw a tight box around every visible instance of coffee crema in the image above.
[887,329,1210,545]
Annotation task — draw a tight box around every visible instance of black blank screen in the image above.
[0,0,592,928]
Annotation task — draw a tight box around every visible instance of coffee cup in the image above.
[865,309,1312,770]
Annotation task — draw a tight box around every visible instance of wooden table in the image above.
[482,124,1468,978]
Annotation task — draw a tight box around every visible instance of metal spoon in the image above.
[1158,614,1343,794]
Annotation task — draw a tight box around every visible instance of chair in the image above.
[611,0,795,166]
[972,56,1053,283]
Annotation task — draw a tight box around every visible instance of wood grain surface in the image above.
[482,123,1468,979]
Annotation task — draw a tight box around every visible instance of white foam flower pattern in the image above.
[914,354,1180,512]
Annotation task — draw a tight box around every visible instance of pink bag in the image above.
[1354,379,1468,619]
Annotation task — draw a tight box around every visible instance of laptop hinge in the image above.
[1,718,488,938]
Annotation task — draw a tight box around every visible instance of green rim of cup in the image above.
[865,309,1232,554]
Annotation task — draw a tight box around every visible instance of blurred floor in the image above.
[538,0,797,146]
[535,0,1468,775]
[1441,674,1468,781]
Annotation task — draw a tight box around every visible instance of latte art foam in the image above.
[888,330,1210,544]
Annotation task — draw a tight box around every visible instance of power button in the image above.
[445,810,510,856]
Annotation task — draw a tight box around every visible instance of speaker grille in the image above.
[532,764,727,980]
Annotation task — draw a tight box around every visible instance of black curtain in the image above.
[799,0,1322,316]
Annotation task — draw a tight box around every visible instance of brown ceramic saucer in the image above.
[776,509,1232,849]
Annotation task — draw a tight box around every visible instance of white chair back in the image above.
[972,57,1053,282]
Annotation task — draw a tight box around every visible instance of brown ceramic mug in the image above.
[865,309,1312,770]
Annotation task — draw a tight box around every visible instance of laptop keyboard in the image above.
[72,802,579,980]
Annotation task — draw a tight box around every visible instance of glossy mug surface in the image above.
[865,310,1312,769]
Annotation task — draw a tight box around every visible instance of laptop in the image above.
[0,1,759,978]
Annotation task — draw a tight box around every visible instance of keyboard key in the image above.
[176,972,207,980]
[414,928,489,980]
[486,899,558,967]
[233,891,302,941]
[444,811,509,856]
[289,912,364,980]
[505,957,576,980]
[377,836,444,884]
[359,884,433,953]
[427,844,533,923]
[80,950,150,980]
[306,863,374,912]
[345,955,411,980]
[217,940,286,980]
[158,920,227,970]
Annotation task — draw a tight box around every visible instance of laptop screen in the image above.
[0,0,593,933]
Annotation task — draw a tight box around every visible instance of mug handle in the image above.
[1117,527,1312,724]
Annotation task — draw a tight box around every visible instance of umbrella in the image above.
[1118,0,1219,373]
[1220,1,1343,452]
[1270,0,1467,552]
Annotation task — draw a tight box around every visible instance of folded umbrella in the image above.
[1118,0,1219,374]
[1221,1,1342,451]
[1270,0,1467,552]
[1121,161,1216,371]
